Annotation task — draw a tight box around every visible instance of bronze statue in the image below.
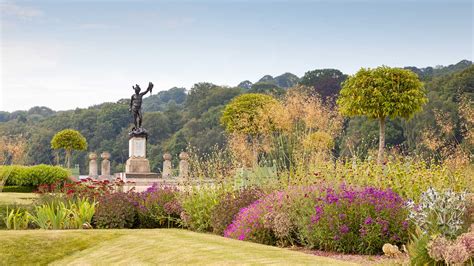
[129,82,153,137]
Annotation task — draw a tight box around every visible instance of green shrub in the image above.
[0,165,70,187]
[0,165,26,185]
[94,192,136,229]
[1,186,35,193]
[180,186,225,232]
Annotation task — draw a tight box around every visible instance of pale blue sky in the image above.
[1,0,473,111]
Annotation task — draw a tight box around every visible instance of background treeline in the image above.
[0,60,472,174]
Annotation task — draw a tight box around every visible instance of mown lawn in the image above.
[0,229,356,265]
[0,192,38,205]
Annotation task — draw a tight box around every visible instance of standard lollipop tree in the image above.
[337,67,427,164]
[51,129,88,169]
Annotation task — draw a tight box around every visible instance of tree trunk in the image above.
[377,117,386,165]
[66,149,71,169]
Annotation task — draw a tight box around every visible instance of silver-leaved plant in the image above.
[407,187,467,238]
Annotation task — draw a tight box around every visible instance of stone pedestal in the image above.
[101,152,111,176]
[179,152,189,179]
[126,137,151,173]
[88,153,98,177]
[162,153,172,178]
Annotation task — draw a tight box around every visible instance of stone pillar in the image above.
[88,152,98,177]
[101,152,111,176]
[125,137,151,173]
[162,153,172,179]
[179,152,189,179]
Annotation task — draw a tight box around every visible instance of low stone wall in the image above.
[114,172,215,192]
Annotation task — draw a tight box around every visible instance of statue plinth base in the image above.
[125,157,151,173]
[129,127,148,139]
[125,136,152,174]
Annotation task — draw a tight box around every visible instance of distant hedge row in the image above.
[0,165,70,187]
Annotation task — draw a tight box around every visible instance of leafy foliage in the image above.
[322,157,471,202]
[0,165,70,187]
[299,69,347,99]
[338,67,427,120]
[94,192,137,229]
[221,93,279,136]
[249,82,286,97]
[180,186,224,232]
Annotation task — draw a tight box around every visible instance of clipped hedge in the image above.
[1,186,35,193]
[0,165,70,187]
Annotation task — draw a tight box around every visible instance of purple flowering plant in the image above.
[298,184,409,254]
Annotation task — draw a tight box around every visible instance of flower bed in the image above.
[224,184,409,254]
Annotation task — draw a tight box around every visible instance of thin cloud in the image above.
[0,2,43,20]
[77,23,116,30]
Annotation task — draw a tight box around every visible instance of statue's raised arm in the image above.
[139,82,153,96]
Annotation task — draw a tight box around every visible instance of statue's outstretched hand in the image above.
[147,82,154,94]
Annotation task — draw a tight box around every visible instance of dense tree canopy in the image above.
[299,69,347,99]
[0,60,471,173]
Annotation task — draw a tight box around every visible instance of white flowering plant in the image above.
[407,187,467,239]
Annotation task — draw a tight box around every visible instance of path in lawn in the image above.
[1,229,357,265]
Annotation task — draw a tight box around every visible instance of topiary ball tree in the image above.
[337,66,427,164]
[51,129,88,169]
[221,93,280,165]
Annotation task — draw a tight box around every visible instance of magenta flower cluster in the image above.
[224,191,285,242]
[224,186,317,245]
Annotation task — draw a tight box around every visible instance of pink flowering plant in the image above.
[224,186,317,246]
